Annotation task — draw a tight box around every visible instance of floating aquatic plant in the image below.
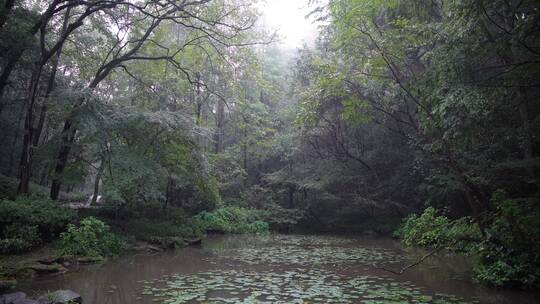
[141,269,476,304]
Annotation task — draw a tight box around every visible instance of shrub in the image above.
[396,207,453,247]
[395,207,480,249]
[474,191,540,287]
[395,193,540,288]
[0,224,40,253]
[0,196,75,253]
[195,207,269,234]
[60,217,125,257]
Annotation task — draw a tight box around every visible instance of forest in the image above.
[0,0,539,303]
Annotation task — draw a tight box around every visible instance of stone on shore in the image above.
[38,290,82,304]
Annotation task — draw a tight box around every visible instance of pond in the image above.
[18,235,539,303]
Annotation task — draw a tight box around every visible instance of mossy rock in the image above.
[40,289,82,304]
[26,263,67,274]
[76,256,104,264]
[186,238,202,246]
[148,236,186,249]
[37,256,64,265]
[133,244,162,253]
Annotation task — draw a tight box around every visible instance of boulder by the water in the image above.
[26,263,67,274]
[76,256,104,264]
[149,236,185,249]
[36,256,63,265]
[38,290,82,304]
[133,240,162,253]
[0,290,82,304]
[0,291,26,304]
[0,291,42,303]
[187,238,202,246]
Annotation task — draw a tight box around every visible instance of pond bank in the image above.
[0,236,202,295]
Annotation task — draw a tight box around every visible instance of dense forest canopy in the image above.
[0,0,539,290]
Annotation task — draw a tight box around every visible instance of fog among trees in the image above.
[0,0,539,298]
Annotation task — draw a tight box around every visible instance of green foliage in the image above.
[395,207,481,250]
[474,191,540,287]
[0,174,20,200]
[60,217,125,257]
[0,224,40,254]
[260,204,305,231]
[341,99,372,125]
[0,174,54,200]
[396,195,540,288]
[0,197,75,252]
[397,207,454,248]
[195,207,269,234]
[0,174,87,202]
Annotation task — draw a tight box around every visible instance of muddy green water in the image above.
[19,235,539,303]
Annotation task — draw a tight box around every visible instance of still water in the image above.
[19,235,539,303]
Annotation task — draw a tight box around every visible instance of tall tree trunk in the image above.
[0,47,24,102]
[195,72,202,124]
[17,67,42,194]
[7,100,26,176]
[18,7,71,194]
[518,88,534,176]
[215,99,225,153]
[288,184,295,209]
[242,123,248,171]
[33,6,71,146]
[50,119,76,200]
[0,0,15,29]
[90,157,104,205]
[0,0,66,100]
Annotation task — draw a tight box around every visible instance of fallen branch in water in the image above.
[373,246,446,275]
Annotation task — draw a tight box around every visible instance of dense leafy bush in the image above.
[474,192,540,287]
[60,217,125,257]
[195,207,269,234]
[0,224,40,253]
[395,207,480,249]
[396,207,453,247]
[396,195,540,288]
[0,197,75,253]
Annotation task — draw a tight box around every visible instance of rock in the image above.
[26,263,67,274]
[36,256,62,265]
[186,238,202,246]
[0,279,16,292]
[0,291,26,304]
[144,245,161,253]
[76,256,104,264]
[149,237,185,249]
[43,290,81,304]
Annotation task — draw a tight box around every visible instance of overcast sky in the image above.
[258,0,319,49]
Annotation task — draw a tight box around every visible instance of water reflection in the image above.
[18,235,539,304]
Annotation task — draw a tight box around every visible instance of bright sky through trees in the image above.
[259,0,318,48]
